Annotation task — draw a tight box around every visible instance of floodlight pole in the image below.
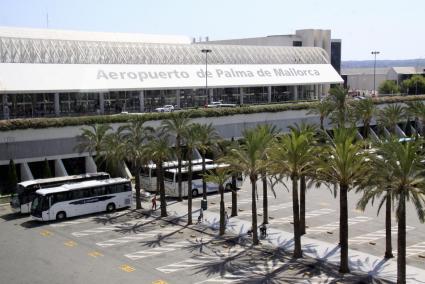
[201,49,212,105]
[371,51,380,96]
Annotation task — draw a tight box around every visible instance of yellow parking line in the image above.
[88,251,103,258]
[40,230,53,237]
[64,240,77,247]
[120,264,135,272]
[152,280,168,284]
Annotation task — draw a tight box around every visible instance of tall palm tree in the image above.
[269,129,317,258]
[161,112,192,201]
[307,99,333,130]
[327,86,352,127]
[118,121,153,209]
[353,98,375,139]
[192,123,220,201]
[377,104,406,135]
[357,138,425,284]
[145,128,172,217]
[222,127,273,245]
[75,124,112,169]
[315,127,370,273]
[406,101,425,136]
[204,168,232,235]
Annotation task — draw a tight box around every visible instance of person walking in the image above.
[197,208,204,224]
[151,195,157,210]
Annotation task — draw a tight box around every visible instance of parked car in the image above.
[155,105,174,112]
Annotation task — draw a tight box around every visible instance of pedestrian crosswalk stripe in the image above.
[394,241,425,257]
[307,216,372,234]
[96,227,176,247]
[238,202,292,216]
[125,237,212,260]
[270,208,335,224]
[349,226,415,244]
[156,246,245,273]
[71,218,153,237]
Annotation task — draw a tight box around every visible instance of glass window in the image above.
[52,192,70,204]
[93,186,106,196]
[72,190,84,200]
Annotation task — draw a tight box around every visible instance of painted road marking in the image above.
[395,241,425,257]
[156,246,245,274]
[40,230,53,237]
[88,251,104,258]
[152,280,168,284]
[238,202,292,216]
[50,210,131,227]
[307,216,372,234]
[71,218,153,237]
[120,264,135,272]
[270,208,335,224]
[96,227,177,247]
[64,240,77,247]
[349,226,415,244]
[125,237,212,260]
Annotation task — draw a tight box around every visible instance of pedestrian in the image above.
[198,208,204,223]
[151,195,157,210]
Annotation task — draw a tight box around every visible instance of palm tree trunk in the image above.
[262,174,268,225]
[363,121,369,139]
[202,154,207,200]
[250,175,259,245]
[320,117,324,130]
[187,153,193,225]
[134,166,142,209]
[292,176,302,258]
[231,174,237,217]
[300,175,306,235]
[385,193,394,258]
[219,184,225,235]
[177,136,183,202]
[397,194,406,284]
[339,184,350,273]
[158,164,167,217]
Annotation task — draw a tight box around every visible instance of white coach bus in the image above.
[163,163,242,198]
[30,178,132,221]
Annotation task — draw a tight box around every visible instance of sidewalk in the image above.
[153,199,425,284]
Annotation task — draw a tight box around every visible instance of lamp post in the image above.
[201,49,212,105]
[371,51,380,96]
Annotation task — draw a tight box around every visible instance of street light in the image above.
[371,51,380,96]
[201,49,212,105]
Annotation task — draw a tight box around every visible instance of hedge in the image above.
[1,95,425,132]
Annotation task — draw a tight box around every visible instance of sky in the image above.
[0,0,423,61]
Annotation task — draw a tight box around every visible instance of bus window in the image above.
[93,186,106,196]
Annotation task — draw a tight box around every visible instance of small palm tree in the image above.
[315,127,371,273]
[146,128,172,217]
[353,98,375,139]
[406,101,425,136]
[328,86,351,127]
[161,112,192,201]
[357,138,425,284]
[192,123,220,201]
[204,167,232,235]
[377,104,406,135]
[307,99,333,130]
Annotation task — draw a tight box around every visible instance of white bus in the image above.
[163,163,242,198]
[30,178,132,221]
[10,172,111,214]
[141,158,212,193]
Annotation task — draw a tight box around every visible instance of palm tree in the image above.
[204,167,232,235]
[315,127,370,273]
[327,86,351,127]
[75,124,112,169]
[307,99,333,130]
[405,101,425,136]
[192,123,220,201]
[377,104,406,135]
[161,112,192,201]
[118,121,153,209]
[269,128,317,258]
[353,98,375,139]
[145,128,172,217]
[357,138,425,283]
[223,126,274,245]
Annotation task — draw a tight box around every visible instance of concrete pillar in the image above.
[2,94,9,119]
[20,162,34,181]
[54,159,68,177]
[176,90,181,109]
[85,156,97,173]
[209,88,214,103]
[98,93,105,114]
[139,90,145,112]
[293,86,298,101]
[239,88,244,105]
[267,86,272,103]
[315,85,319,100]
[119,161,132,179]
[54,93,60,116]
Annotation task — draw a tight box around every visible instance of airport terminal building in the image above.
[0,27,343,120]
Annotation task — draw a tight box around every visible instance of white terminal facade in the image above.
[0,27,342,120]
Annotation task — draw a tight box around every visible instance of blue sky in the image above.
[0,0,423,60]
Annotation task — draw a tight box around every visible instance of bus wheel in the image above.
[106,203,116,212]
[56,211,66,221]
[225,183,232,191]
[192,189,199,197]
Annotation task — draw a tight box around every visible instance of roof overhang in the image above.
[0,63,343,93]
